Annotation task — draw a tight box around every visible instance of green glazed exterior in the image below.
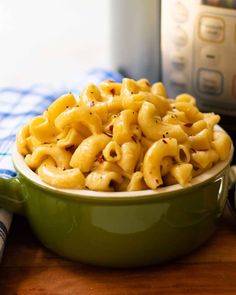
[0,163,230,268]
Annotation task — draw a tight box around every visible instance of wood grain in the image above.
[1,206,236,295]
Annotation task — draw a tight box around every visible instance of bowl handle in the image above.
[0,177,25,215]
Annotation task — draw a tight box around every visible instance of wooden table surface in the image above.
[1,206,236,295]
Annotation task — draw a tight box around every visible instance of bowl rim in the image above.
[12,126,234,202]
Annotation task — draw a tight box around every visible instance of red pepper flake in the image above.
[110,88,115,96]
[193,167,199,171]
[109,125,113,132]
[184,123,193,128]
[65,144,75,151]
[162,134,166,138]
[162,139,167,144]
[90,101,95,107]
[190,148,196,153]
[130,91,134,95]
[156,179,159,184]
[66,105,69,108]
[97,153,105,164]
[131,135,137,143]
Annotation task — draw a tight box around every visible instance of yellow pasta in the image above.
[55,106,102,135]
[29,116,57,143]
[113,110,138,144]
[47,93,77,122]
[170,163,193,186]
[143,138,178,189]
[151,82,168,98]
[70,134,110,172]
[16,78,232,191]
[85,170,123,192]
[102,141,122,162]
[211,131,232,161]
[174,144,190,163]
[25,135,41,153]
[175,93,196,105]
[127,172,148,191]
[25,144,72,170]
[16,124,30,155]
[189,129,212,151]
[191,149,219,169]
[182,120,207,136]
[57,128,84,148]
[38,158,85,189]
[100,80,122,97]
[173,102,203,122]
[160,157,173,176]
[117,142,141,174]
[138,101,188,143]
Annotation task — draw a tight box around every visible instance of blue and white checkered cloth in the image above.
[0,69,122,260]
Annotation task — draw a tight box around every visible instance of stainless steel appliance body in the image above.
[111,0,236,116]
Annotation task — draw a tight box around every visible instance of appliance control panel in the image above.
[162,0,236,115]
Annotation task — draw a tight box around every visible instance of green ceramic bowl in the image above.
[0,143,233,268]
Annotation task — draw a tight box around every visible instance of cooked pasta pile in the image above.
[16,78,232,191]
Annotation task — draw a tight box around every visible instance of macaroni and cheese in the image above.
[16,78,232,191]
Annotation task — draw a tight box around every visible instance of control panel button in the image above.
[170,52,186,69]
[200,46,221,67]
[199,16,225,43]
[197,69,223,95]
[170,72,187,92]
[173,26,188,46]
[173,1,188,23]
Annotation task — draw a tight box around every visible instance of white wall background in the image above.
[0,0,110,86]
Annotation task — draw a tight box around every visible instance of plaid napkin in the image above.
[0,69,122,260]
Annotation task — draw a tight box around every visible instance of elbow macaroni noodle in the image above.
[16,78,232,191]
